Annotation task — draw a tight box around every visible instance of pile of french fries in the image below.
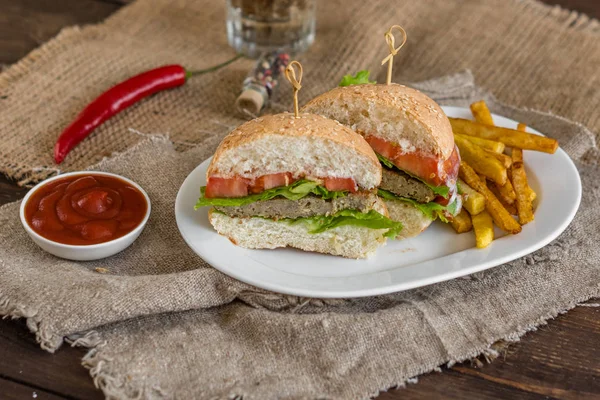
[449,101,558,248]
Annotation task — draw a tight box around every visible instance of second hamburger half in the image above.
[195,112,403,259]
[302,83,462,238]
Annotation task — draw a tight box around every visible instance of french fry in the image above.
[454,135,507,185]
[488,182,518,214]
[512,157,534,224]
[458,134,505,153]
[514,123,536,203]
[502,200,517,216]
[511,146,536,202]
[512,123,535,224]
[449,118,559,154]
[485,149,512,168]
[512,146,523,162]
[529,187,537,202]
[458,178,485,216]
[472,211,494,248]
[499,197,517,214]
[470,100,494,125]
[494,179,516,205]
[450,209,473,233]
[459,161,522,234]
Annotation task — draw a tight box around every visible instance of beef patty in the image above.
[215,192,378,219]
[380,168,435,203]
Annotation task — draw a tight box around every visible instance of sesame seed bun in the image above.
[207,112,382,190]
[301,83,454,160]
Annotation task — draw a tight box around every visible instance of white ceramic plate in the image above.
[175,107,581,298]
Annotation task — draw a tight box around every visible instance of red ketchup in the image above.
[24,174,147,245]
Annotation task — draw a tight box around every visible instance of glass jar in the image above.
[226,0,316,58]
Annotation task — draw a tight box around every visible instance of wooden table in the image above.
[1,1,599,399]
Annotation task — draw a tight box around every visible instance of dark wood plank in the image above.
[0,174,28,206]
[379,370,551,400]
[0,0,121,64]
[0,320,103,400]
[0,377,66,400]
[385,300,600,399]
[454,306,600,397]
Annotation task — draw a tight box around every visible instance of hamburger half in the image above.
[302,83,461,238]
[195,112,403,258]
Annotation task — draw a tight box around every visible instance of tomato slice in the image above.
[366,135,460,187]
[249,173,294,194]
[205,176,249,198]
[323,177,357,193]
[206,174,358,198]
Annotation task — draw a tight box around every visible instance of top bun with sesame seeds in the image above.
[301,83,454,161]
[207,112,382,190]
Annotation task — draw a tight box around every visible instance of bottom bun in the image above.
[383,199,433,239]
[208,210,388,259]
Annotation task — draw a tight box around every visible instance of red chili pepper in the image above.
[54,65,186,164]
[54,55,242,164]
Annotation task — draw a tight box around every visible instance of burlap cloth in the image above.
[1,0,599,399]
[1,0,600,186]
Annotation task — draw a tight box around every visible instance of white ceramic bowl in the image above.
[19,171,151,261]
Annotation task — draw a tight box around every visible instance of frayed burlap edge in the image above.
[73,289,600,400]
[0,289,63,352]
[520,0,600,32]
[0,134,174,352]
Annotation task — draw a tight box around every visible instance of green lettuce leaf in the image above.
[377,153,396,169]
[377,189,461,223]
[378,189,445,220]
[339,70,376,87]
[376,153,450,198]
[289,209,403,238]
[195,180,347,209]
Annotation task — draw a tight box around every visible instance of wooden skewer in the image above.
[381,25,407,85]
[284,61,303,117]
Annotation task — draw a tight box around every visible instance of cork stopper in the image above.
[235,86,267,118]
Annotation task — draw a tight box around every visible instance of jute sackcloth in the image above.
[1,71,599,399]
[0,0,599,186]
[0,0,599,398]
